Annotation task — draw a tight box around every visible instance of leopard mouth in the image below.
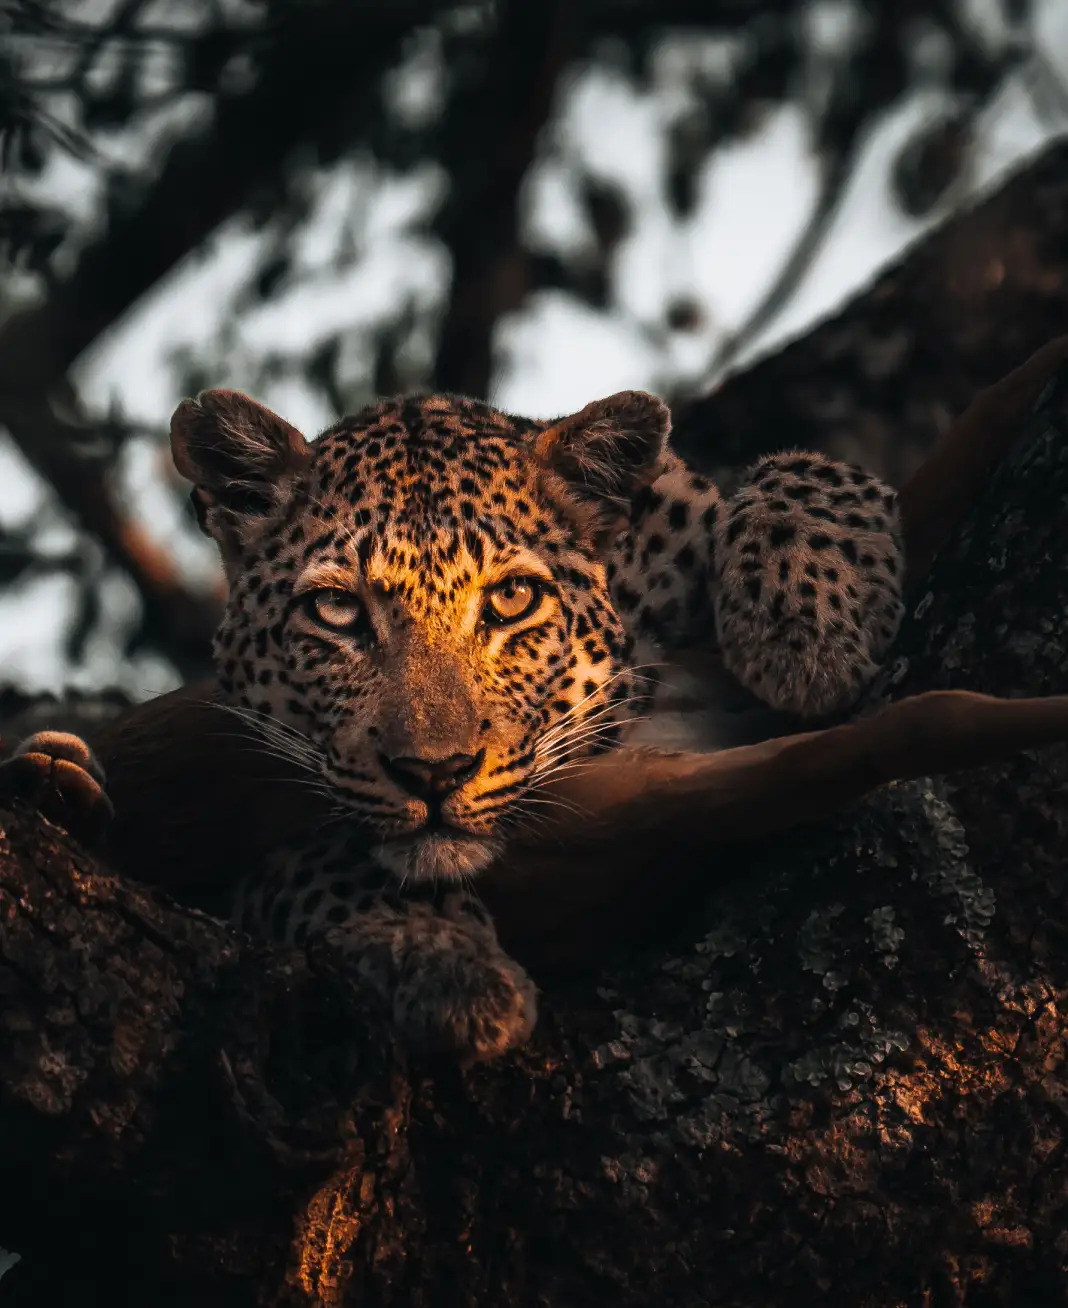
[374,828,502,883]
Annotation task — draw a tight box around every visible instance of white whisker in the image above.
[203,700,331,782]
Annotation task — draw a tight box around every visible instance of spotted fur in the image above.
[711,451,905,717]
[13,387,904,1062]
[172,390,670,890]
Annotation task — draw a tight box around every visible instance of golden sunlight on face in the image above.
[290,540,557,647]
[282,532,609,884]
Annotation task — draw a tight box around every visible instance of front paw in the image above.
[322,890,539,1062]
[392,934,538,1064]
[0,730,113,848]
[712,451,904,719]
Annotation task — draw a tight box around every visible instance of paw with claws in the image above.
[0,730,113,848]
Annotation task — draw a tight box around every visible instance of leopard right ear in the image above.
[534,390,669,520]
[169,389,310,553]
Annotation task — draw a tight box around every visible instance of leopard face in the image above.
[171,388,669,883]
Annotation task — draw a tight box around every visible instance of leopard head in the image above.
[170,387,669,882]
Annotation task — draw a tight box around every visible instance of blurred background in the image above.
[1,0,1067,702]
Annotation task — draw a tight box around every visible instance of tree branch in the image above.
[6,361,1068,1303]
[430,0,575,397]
[6,144,1068,1308]
[0,801,403,1306]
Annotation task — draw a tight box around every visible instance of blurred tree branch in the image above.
[431,0,575,398]
[1,0,451,380]
[706,1,1028,379]
[672,138,1068,488]
[0,0,451,678]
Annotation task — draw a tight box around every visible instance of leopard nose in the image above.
[380,749,485,801]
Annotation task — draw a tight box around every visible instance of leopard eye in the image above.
[484,577,542,625]
[307,588,365,631]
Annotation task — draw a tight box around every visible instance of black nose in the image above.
[380,749,485,802]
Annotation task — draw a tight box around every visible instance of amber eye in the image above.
[484,577,542,625]
[306,588,365,631]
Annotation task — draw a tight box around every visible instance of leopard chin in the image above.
[374,830,502,883]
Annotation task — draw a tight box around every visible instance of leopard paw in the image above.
[321,889,538,1062]
[392,938,538,1064]
[712,451,905,719]
[0,730,113,848]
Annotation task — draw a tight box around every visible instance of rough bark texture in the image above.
[4,160,1068,1307]
[0,804,410,1307]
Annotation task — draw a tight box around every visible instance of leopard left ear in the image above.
[169,388,310,562]
[534,390,670,524]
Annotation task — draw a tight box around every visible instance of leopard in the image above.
[2,386,904,1063]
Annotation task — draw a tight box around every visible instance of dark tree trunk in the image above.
[4,149,1068,1308]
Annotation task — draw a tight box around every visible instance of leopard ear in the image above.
[534,390,670,529]
[170,389,310,556]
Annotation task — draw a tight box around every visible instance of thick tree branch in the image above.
[0,802,404,1306]
[5,150,1068,1305]
[5,364,1068,1304]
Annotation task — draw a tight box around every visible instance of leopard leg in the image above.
[712,451,906,719]
[608,450,726,649]
[322,889,537,1063]
[238,837,537,1063]
[0,730,114,848]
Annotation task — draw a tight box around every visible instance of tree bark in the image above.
[5,160,1068,1307]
